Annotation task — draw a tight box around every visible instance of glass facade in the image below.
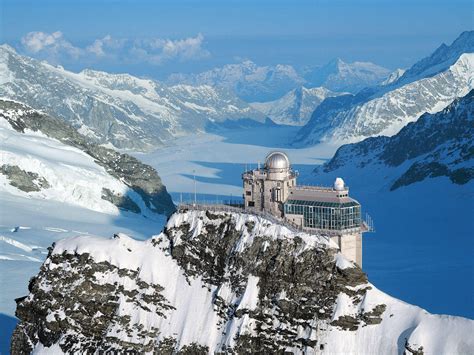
[284,199,361,230]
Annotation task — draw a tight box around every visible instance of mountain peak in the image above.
[0,44,17,54]
[397,30,474,84]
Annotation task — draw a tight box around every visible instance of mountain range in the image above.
[295,31,474,146]
[0,45,265,151]
[168,58,390,102]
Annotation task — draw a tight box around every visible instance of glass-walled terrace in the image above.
[284,199,361,230]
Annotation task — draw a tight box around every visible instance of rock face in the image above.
[11,209,474,354]
[318,90,474,190]
[0,99,175,216]
[0,164,50,192]
[0,46,265,150]
[296,32,474,146]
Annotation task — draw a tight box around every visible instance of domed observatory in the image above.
[242,151,297,216]
[242,152,367,268]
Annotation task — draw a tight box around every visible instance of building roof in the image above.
[287,186,359,205]
[265,151,290,170]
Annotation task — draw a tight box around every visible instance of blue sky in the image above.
[1,0,472,77]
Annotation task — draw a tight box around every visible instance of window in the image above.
[246,191,251,196]
[248,201,255,207]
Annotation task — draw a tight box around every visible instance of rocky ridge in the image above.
[0,45,265,150]
[11,209,474,354]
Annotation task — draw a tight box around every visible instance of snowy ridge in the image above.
[11,209,474,354]
[250,86,344,126]
[317,89,474,190]
[167,60,305,102]
[298,52,474,145]
[303,58,391,93]
[0,45,265,150]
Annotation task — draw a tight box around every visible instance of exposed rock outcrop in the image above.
[11,209,473,354]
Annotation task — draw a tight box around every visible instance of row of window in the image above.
[284,203,361,230]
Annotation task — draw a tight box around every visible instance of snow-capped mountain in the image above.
[11,208,474,353]
[0,46,265,151]
[250,86,344,126]
[316,90,474,190]
[296,32,474,146]
[167,60,305,102]
[396,30,474,85]
[303,58,391,93]
[381,68,406,85]
[0,99,175,216]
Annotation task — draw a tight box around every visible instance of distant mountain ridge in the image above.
[395,30,474,85]
[168,58,390,101]
[0,45,265,151]
[250,86,344,126]
[295,31,474,146]
[303,58,391,93]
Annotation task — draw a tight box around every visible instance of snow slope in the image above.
[0,46,265,150]
[298,53,474,145]
[250,86,344,126]
[10,209,474,354]
[296,31,474,146]
[0,109,132,214]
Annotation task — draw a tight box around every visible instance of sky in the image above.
[1,0,472,78]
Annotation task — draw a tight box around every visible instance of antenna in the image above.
[193,169,196,206]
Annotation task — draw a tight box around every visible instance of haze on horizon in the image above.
[1,0,472,79]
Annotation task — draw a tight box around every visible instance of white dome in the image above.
[334,177,345,191]
[265,151,290,170]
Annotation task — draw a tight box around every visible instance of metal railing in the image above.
[177,202,374,238]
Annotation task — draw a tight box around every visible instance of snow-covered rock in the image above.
[250,86,344,126]
[296,31,474,146]
[11,209,474,353]
[0,99,175,216]
[381,68,406,85]
[317,90,474,190]
[303,58,391,93]
[167,60,305,102]
[0,46,265,150]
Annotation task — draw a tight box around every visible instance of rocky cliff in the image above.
[11,209,474,354]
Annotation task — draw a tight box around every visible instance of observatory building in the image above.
[242,151,369,267]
